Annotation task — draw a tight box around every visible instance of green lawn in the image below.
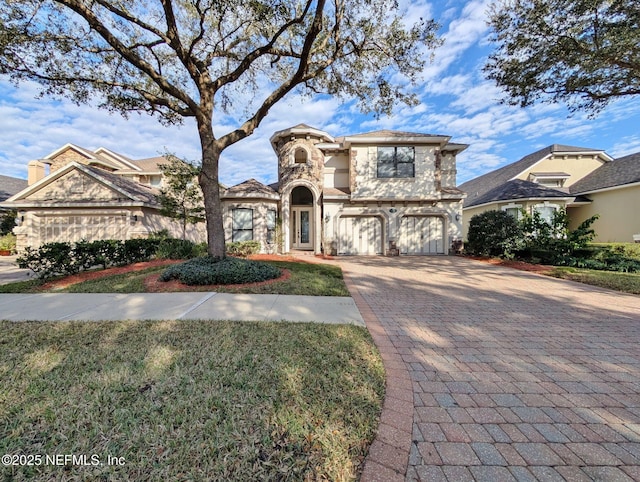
[0,260,350,296]
[1,319,384,481]
[548,266,640,294]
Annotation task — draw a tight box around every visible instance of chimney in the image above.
[27,160,47,185]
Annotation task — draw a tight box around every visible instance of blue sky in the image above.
[1,0,639,187]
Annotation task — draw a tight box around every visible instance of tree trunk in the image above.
[197,120,226,258]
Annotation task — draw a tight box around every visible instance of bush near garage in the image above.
[16,237,193,279]
[465,209,640,273]
[465,210,523,257]
[159,256,281,285]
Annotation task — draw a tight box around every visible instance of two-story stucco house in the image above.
[221,124,467,256]
[2,124,468,255]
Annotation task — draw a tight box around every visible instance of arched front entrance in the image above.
[290,186,314,250]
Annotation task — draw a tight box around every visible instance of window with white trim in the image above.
[377,146,415,178]
[533,203,559,225]
[501,204,523,220]
[232,208,253,241]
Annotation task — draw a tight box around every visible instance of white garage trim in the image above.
[400,215,445,255]
[337,215,384,255]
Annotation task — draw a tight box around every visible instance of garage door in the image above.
[400,216,445,254]
[338,216,383,255]
[36,214,128,245]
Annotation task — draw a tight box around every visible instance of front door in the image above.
[291,207,313,250]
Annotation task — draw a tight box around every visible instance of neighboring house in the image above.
[0,174,28,209]
[458,145,640,242]
[567,151,640,242]
[222,124,467,255]
[1,144,206,251]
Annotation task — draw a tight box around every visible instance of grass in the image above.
[0,319,384,481]
[548,266,640,294]
[0,260,350,296]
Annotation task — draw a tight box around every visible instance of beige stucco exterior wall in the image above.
[515,155,606,187]
[350,145,438,199]
[568,185,640,242]
[222,200,279,253]
[137,208,207,243]
[323,152,349,189]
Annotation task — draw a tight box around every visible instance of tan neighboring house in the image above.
[458,145,640,242]
[1,144,206,251]
[222,124,468,255]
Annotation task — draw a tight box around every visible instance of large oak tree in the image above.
[485,0,640,114]
[0,0,441,257]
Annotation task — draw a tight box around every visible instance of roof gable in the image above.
[459,144,609,207]
[4,162,158,206]
[222,178,279,199]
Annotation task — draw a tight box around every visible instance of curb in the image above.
[342,271,414,481]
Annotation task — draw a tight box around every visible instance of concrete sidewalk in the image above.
[0,292,364,325]
[0,255,33,285]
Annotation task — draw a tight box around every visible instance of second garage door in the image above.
[338,216,383,255]
[400,216,445,255]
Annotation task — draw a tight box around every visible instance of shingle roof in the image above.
[83,165,160,205]
[469,179,571,207]
[570,151,640,194]
[222,178,279,198]
[0,175,28,202]
[459,144,604,207]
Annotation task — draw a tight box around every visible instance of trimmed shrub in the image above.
[466,210,522,257]
[159,256,281,285]
[17,238,160,279]
[226,241,261,258]
[155,238,202,259]
[17,242,77,278]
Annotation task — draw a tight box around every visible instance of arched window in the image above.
[294,147,308,164]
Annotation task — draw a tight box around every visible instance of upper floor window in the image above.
[294,147,309,164]
[377,146,415,178]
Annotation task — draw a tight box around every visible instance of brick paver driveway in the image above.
[338,256,640,482]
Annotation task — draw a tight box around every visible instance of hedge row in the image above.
[17,239,159,279]
[17,238,262,279]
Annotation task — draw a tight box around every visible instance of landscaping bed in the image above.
[1,256,350,296]
[0,319,384,481]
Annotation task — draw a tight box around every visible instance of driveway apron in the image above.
[338,256,640,482]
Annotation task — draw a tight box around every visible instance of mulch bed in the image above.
[37,256,295,292]
[465,256,553,274]
[39,259,181,291]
